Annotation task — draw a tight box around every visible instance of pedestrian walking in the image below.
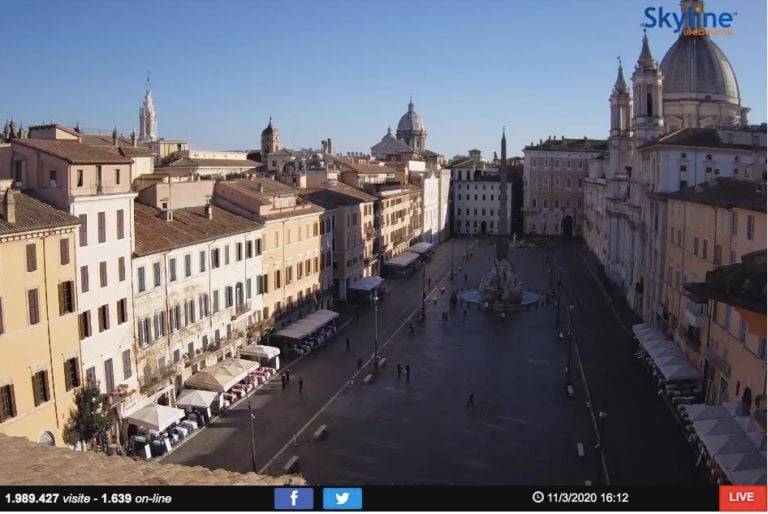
[357,357,363,371]
[299,377,304,395]
[397,363,402,380]
[464,273,468,282]
[463,309,467,318]
[285,369,291,385]
[346,338,351,351]
[405,364,411,383]
[281,374,286,391]
[466,393,475,409]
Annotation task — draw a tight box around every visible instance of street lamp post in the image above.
[248,400,257,473]
[373,292,379,372]
[595,410,608,485]
[566,304,574,386]
[421,267,427,320]
[450,238,454,280]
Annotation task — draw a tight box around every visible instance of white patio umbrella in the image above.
[694,418,742,437]
[728,468,767,485]
[682,404,730,422]
[175,389,219,409]
[733,416,763,434]
[746,431,767,452]
[124,404,185,432]
[702,433,756,456]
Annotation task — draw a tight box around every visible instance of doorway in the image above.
[480,221,487,234]
[561,215,573,238]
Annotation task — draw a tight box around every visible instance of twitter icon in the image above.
[322,488,363,510]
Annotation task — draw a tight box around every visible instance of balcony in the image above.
[139,364,179,396]
[104,384,134,407]
[684,302,707,328]
[232,300,252,320]
[703,346,731,377]
[677,325,702,352]
[185,333,244,368]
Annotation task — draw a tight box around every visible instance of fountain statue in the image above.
[478,256,524,305]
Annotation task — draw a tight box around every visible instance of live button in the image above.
[719,486,767,511]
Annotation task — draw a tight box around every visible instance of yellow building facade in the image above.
[660,178,766,369]
[0,182,82,447]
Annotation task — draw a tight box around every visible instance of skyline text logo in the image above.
[643,4,736,37]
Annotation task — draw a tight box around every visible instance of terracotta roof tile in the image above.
[14,139,133,164]
[0,433,304,486]
[659,178,766,212]
[133,202,262,256]
[0,190,80,235]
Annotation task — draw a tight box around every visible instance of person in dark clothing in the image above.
[405,364,411,383]
[281,374,286,391]
[346,338,351,351]
[466,393,475,409]
[285,369,291,384]
[356,357,363,371]
[464,273,468,282]
[396,363,402,380]
[298,377,304,394]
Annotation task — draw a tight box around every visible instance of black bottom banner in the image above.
[0,486,720,511]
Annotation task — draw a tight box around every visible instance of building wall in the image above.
[132,228,264,399]
[437,168,451,241]
[523,150,596,235]
[73,193,138,394]
[0,225,81,447]
[452,179,511,235]
[130,156,154,180]
[378,190,421,260]
[332,202,374,300]
[705,300,767,405]
[137,181,214,210]
[662,199,766,366]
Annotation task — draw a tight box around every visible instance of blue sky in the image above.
[1,0,765,159]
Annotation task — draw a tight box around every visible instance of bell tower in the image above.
[632,31,664,146]
[609,59,633,178]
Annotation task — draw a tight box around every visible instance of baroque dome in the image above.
[261,118,276,136]
[660,35,740,105]
[397,100,425,133]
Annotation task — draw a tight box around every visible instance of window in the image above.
[679,180,688,189]
[729,250,736,264]
[746,215,755,241]
[246,278,252,299]
[99,261,108,287]
[137,267,146,292]
[154,311,166,338]
[693,237,699,256]
[199,293,209,318]
[58,281,75,315]
[679,165,687,172]
[532,199,537,208]
[184,299,196,326]
[738,319,747,343]
[702,240,708,260]
[115,168,121,185]
[200,251,207,272]
[0,384,16,423]
[256,238,263,256]
[79,311,91,339]
[169,258,177,282]
[78,214,88,246]
[543,199,548,208]
[213,290,220,312]
[758,338,767,360]
[28,289,40,325]
[76,170,84,187]
[257,275,264,295]
[246,241,253,259]
[85,367,96,386]
[275,270,282,288]
[714,244,723,265]
[60,238,70,265]
[117,298,127,324]
[49,169,57,187]
[173,349,181,364]
[554,200,559,208]
[116,209,124,239]
[724,305,732,329]
[225,286,234,308]
[224,245,230,265]
[457,208,462,215]
[211,248,220,268]
[138,317,151,345]
[236,242,243,261]
[63,358,80,391]
[122,349,132,380]
[153,262,161,287]
[731,211,738,235]
[98,304,110,332]
[97,212,106,243]
[31,370,50,406]
[26,243,37,272]
[118,257,125,282]
[286,266,293,284]
[182,254,191,278]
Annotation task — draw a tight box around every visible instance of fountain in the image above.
[460,240,540,311]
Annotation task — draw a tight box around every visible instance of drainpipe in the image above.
[41,232,61,432]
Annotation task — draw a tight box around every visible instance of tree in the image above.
[70,383,114,446]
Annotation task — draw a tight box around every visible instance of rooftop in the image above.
[0,433,303,486]
[299,183,376,209]
[685,250,766,313]
[14,139,133,165]
[638,127,767,151]
[523,137,608,152]
[133,202,262,257]
[166,157,261,168]
[659,178,766,212]
[0,189,80,236]
[330,156,394,175]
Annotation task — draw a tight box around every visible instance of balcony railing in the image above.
[677,325,702,352]
[185,333,244,368]
[703,346,731,377]
[232,300,252,320]
[684,304,707,328]
[139,364,179,395]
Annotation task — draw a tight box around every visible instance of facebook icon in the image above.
[274,488,314,510]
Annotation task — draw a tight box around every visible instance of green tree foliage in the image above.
[70,383,114,442]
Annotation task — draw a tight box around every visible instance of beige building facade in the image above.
[0,182,82,447]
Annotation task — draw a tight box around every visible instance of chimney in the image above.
[112,127,118,146]
[130,131,137,147]
[205,202,213,220]
[161,209,174,222]
[2,184,16,224]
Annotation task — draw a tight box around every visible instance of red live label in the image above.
[719,486,767,511]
